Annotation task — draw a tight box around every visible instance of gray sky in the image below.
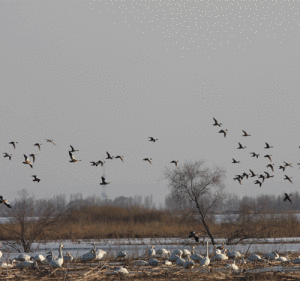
[1,0,300,205]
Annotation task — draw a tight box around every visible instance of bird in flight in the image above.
[69,151,81,163]
[232,158,240,164]
[170,160,179,166]
[34,143,42,150]
[242,130,251,137]
[284,175,293,183]
[237,143,246,149]
[266,164,274,172]
[254,180,263,187]
[32,175,41,182]
[149,137,158,142]
[284,161,292,167]
[249,169,257,177]
[279,165,286,172]
[218,129,228,138]
[45,139,55,145]
[9,141,18,149]
[100,176,110,185]
[3,153,12,160]
[264,142,273,149]
[284,193,292,204]
[264,171,274,179]
[143,158,152,164]
[106,152,114,160]
[29,154,36,163]
[115,156,124,162]
[23,155,33,168]
[70,145,79,152]
[250,152,259,158]
[188,231,203,244]
[0,196,12,208]
[212,118,222,127]
[264,155,272,162]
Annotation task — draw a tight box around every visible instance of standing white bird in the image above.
[148,246,156,257]
[190,246,203,263]
[49,244,64,268]
[200,241,210,267]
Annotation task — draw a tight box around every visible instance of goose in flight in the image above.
[170,160,179,166]
[106,151,114,160]
[242,130,251,137]
[45,139,55,145]
[264,171,274,179]
[34,143,42,150]
[266,164,274,172]
[284,193,292,204]
[32,175,41,183]
[284,161,292,167]
[264,142,273,149]
[69,151,81,163]
[100,176,110,185]
[29,154,36,163]
[254,180,263,187]
[188,231,203,244]
[219,129,228,138]
[143,158,152,164]
[250,152,259,158]
[9,141,18,149]
[23,155,33,168]
[149,137,158,142]
[0,196,12,208]
[284,175,293,183]
[97,160,105,166]
[242,172,249,179]
[3,153,12,160]
[258,174,265,182]
[249,169,257,177]
[237,143,246,149]
[115,156,124,162]
[264,155,272,162]
[70,145,78,152]
[279,165,286,172]
[90,161,99,166]
[213,117,222,127]
[232,158,240,164]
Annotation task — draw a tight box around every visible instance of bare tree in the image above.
[0,189,70,253]
[164,161,226,245]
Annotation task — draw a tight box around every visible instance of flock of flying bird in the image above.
[0,137,180,209]
[213,117,295,204]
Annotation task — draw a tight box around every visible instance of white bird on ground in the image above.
[225,260,239,271]
[262,251,279,260]
[176,253,186,266]
[148,258,159,266]
[156,248,170,256]
[33,254,45,263]
[92,243,107,260]
[16,258,39,269]
[213,243,225,255]
[183,255,195,269]
[168,253,180,262]
[211,249,228,262]
[0,243,2,259]
[190,246,203,263]
[114,267,129,275]
[81,248,96,262]
[0,260,15,268]
[148,246,156,257]
[116,250,127,260]
[200,241,210,267]
[182,248,191,257]
[63,252,73,262]
[45,252,57,263]
[49,244,64,268]
[247,254,263,262]
[227,250,242,259]
[134,260,149,266]
[16,253,31,261]
[172,249,183,256]
[164,260,172,266]
[277,255,290,262]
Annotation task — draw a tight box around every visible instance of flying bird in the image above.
[279,165,286,172]
[69,151,81,163]
[0,196,12,208]
[213,118,222,127]
[237,143,246,149]
[233,177,242,185]
[218,129,227,138]
[143,158,152,164]
[266,164,274,172]
[254,180,263,187]
[3,153,12,160]
[70,145,78,152]
[188,231,203,244]
[32,175,41,183]
[242,130,251,137]
[250,152,259,158]
[23,155,33,168]
[90,161,99,166]
[29,154,36,163]
[264,171,274,179]
[149,137,158,142]
[106,152,114,160]
[264,142,273,149]
[264,155,272,162]
[45,139,55,145]
[34,143,42,150]
[97,160,105,167]
[115,156,124,162]
[284,193,292,204]
[100,176,110,185]
[249,169,257,177]
[170,160,179,166]
[9,141,18,149]
[232,158,240,164]
[284,175,293,183]
[284,161,292,167]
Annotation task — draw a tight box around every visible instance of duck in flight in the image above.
[143,158,152,164]
[284,193,292,204]
[242,130,251,137]
[233,177,242,185]
[149,137,158,142]
[264,171,274,179]
[34,143,42,150]
[115,156,124,162]
[45,139,55,145]
[232,158,240,164]
[250,152,259,158]
[0,196,12,208]
[279,165,286,172]
[249,169,257,177]
[23,155,33,168]
[264,142,273,149]
[106,152,114,160]
[213,118,222,127]
[264,155,272,162]
[29,154,36,163]
[237,143,246,149]
[284,175,293,183]
[188,231,203,244]
[219,129,228,138]
[70,145,78,152]
[170,160,179,166]
[254,180,263,187]
[32,175,41,183]
[100,176,110,185]
[266,164,274,172]
[284,161,292,167]
[9,141,18,149]
[3,153,12,160]
[69,151,81,163]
